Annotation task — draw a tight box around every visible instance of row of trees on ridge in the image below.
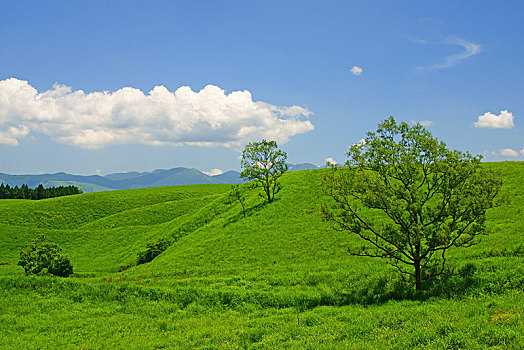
[0,183,82,200]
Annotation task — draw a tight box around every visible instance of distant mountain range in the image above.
[0,163,320,192]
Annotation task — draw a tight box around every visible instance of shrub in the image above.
[18,235,74,277]
[137,238,171,265]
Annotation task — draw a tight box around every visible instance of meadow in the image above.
[0,162,522,349]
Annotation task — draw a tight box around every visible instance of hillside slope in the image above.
[0,162,522,348]
[120,163,524,297]
[1,162,522,290]
[0,184,230,273]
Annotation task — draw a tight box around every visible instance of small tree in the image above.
[227,184,247,217]
[321,117,502,290]
[18,235,74,277]
[240,140,288,203]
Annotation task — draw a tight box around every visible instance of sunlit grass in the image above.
[0,162,522,348]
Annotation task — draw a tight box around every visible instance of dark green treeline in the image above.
[0,183,82,200]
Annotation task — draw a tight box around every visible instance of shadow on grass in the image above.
[222,200,271,227]
[336,264,482,307]
[6,261,519,313]
[273,266,489,314]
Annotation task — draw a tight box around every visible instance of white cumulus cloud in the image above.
[350,66,363,75]
[521,148,524,156]
[0,78,314,148]
[474,110,515,129]
[203,168,224,176]
[499,148,520,157]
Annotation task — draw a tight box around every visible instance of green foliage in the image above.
[137,238,172,265]
[240,139,288,203]
[18,234,73,277]
[321,117,503,290]
[0,182,82,200]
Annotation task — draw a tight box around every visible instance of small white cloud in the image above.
[203,168,224,176]
[325,157,338,165]
[410,119,433,127]
[351,139,366,147]
[0,78,314,149]
[521,148,524,156]
[350,66,363,76]
[95,169,102,175]
[474,110,515,129]
[499,148,520,157]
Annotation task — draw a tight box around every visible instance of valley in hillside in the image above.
[0,163,522,348]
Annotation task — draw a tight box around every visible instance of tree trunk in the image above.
[414,260,422,291]
[265,183,272,202]
[265,176,271,202]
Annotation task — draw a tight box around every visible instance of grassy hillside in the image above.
[0,184,230,273]
[0,163,522,348]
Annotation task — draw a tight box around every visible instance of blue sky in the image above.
[1,1,523,175]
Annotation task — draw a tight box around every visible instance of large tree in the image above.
[321,117,502,290]
[240,140,288,203]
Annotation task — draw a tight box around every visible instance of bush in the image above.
[137,238,171,265]
[18,235,74,277]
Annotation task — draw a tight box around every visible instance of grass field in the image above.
[0,162,522,348]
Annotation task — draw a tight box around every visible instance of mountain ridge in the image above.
[0,168,239,192]
[0,163,320,192]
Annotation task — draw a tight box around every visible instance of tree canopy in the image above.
[18,235,74,277]
[240,140,288,203]
[321,117,503,290]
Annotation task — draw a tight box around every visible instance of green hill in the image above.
[0,163,522,349]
